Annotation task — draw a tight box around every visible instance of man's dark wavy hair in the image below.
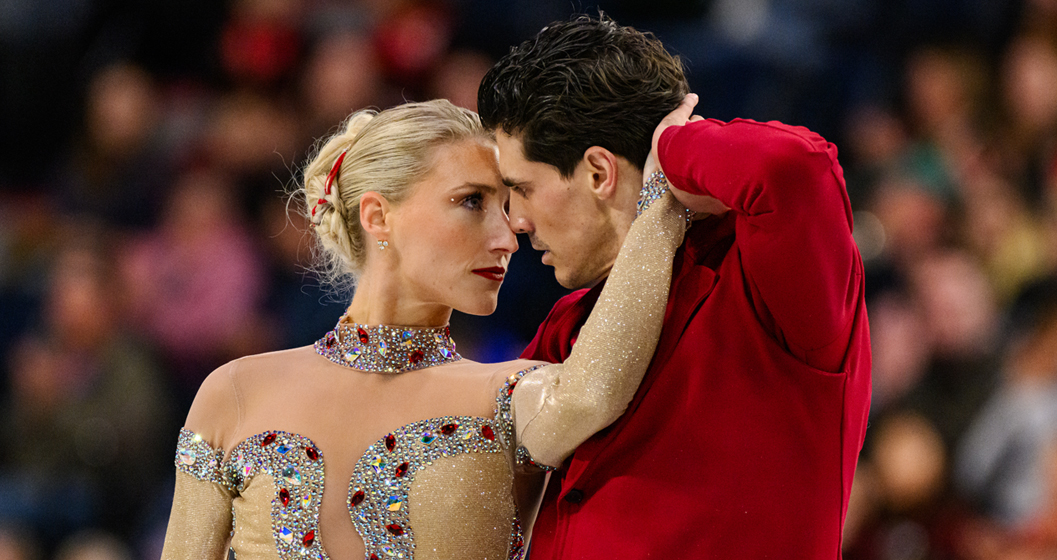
[478,14,690,178]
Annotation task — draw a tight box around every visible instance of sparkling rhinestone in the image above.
[394,462,409,477]
[420,432,436,444]
[178,449,196,465]
[481,425,495,441]
[402,330,414,342]
[345,348,361,362]
[439,347,452,359]
[387,496,403,511]
[305,447,319,461]
[439,422,458,435]
[357,327,369,344]
[279,488,290,507]
[350,490,365,506]
[282,467,302,486]
[302,494,311,509]
[302,530,315,547]
[276,444,291,454]
[386,524,404,536]
[261,433,277,446]
[385,434,396,452]
[243,462,253,477]
[382,546,397,557]
[378,340,387,355]
[280,527,294,544]
[325,333,336,348]
[371,456,386,473]
[409,350,424,364]
[434,333,445,344]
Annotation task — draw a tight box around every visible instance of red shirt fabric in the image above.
[522,119,872,559]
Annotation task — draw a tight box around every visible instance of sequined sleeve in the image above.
[512,191,687,468]
[160,429,235,560]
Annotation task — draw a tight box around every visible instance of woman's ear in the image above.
[359,191,391,240]
[583,146,619,201]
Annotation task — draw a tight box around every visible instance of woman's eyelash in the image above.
[460,192,484,211]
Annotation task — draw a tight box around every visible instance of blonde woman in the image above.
[160,99,689,559]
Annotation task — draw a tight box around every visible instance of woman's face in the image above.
[386,138,518,316]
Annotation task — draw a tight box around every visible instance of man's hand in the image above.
[649,93,729,216]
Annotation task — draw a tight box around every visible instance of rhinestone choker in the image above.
[314,319,462,374]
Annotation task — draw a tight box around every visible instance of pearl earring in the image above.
[378,240,389,250]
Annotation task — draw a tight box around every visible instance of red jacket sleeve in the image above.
[658,118,862,373]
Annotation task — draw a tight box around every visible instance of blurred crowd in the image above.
[1,0,1056,558]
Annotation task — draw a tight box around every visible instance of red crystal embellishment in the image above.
[325,334,336,348]
[350,490,365,506]
[385,434,396,452]
[279,488,290,507]
[370,555,379,560]
[302,530,315,547]
[409,350,424,364]
[439,423,458,435]
[394,462,409,477]
[386,524,404,536]
[261,433,277,446]
[305,447,319,461]
[481,425,495,441]
[357,327,369,344]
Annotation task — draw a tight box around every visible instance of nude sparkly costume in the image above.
[159,192,688,560]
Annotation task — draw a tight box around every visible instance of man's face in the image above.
[495,130,619,289]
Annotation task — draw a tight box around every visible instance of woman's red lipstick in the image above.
[472,267,506,282]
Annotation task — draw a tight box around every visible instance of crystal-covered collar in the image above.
[314,320,461,374]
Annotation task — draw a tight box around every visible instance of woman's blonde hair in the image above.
[299,99,490,291]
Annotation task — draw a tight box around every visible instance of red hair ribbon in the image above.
[325,149,348,195]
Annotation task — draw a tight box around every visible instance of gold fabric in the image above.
[159,191,688,558]
[513,191,687,467]
[407,453,515,560]
[159,472,233,560]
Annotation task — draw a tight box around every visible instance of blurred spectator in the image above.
[57,63,172,230]
[120,168,270,407]
[0,238,172,549]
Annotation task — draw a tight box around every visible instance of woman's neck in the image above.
[344,271,452,328]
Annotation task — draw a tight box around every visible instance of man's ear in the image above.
[583,146,620,201]
[359,191,391,240]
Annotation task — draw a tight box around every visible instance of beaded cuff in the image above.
[496,365,559,473]
[637,171,695,225]
[175,428,226,484]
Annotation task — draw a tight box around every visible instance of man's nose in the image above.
[507,198,533,234]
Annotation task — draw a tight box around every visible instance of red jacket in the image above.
[522,119,872,559]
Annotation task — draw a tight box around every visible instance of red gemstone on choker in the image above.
[261,433,277,446]
[386,524,404,536]
[385,434,396,452]
[305,447,319,461]
[395,462,409,477]
[279,488,290,507]
[350,490,365,506]
[409,350,424,364]
[370,556,379,560]
[357,327,369,344]
[440,423,458,435]
[302,530,315,546]
[481,425,495,441]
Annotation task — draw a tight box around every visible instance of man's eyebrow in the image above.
[502,177,529,188]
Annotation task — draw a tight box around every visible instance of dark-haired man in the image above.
[479,15,872,559]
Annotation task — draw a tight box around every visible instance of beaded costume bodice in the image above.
[174,368,528,560]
